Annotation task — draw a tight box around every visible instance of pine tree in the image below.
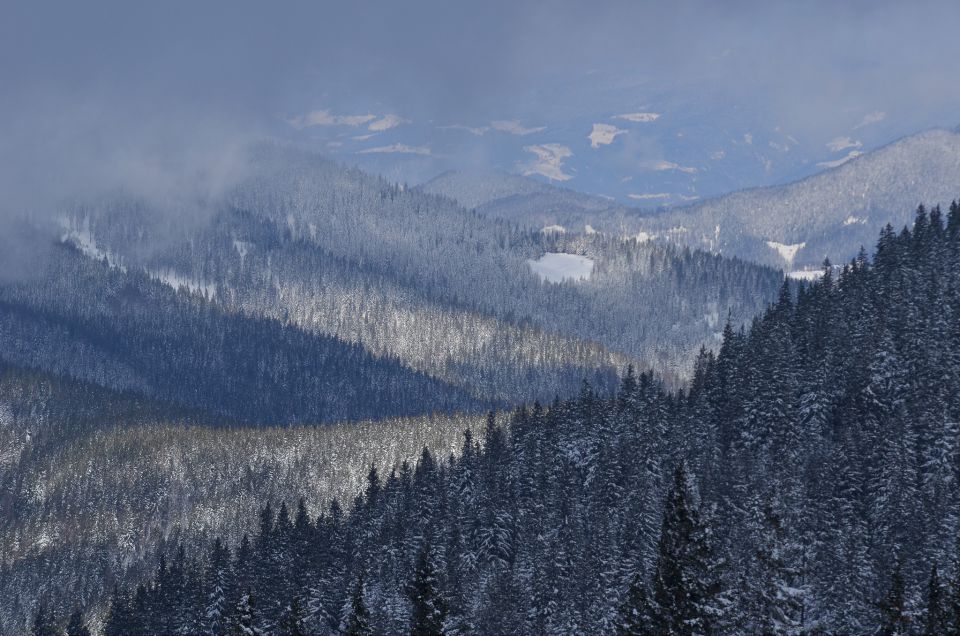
[878,560,910,636]
[65,608,91,636]
[616,572,656,635]
[651,463,723,636]
[743,498,805,634]
[408,543,448,636]
[233,592,261,636]
[342,574,372,636]
[103,587,136,636]
[923,564,947,635]
[31,603,60,636]
[277,597,307,636]
[204,538,235,635]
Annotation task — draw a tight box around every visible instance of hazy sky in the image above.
[3,0,960,211]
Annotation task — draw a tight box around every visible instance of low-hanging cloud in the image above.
[3,0,960,232]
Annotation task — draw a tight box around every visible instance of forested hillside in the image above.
[0,363,492,634]
[428,131,960,275]
[49,203,960,635]
[637,128,960,270]
[0,241,477,424]
[57,143,782,393]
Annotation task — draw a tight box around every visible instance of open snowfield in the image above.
[528,252,595,283]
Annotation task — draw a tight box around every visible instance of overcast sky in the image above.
[3,0,960,212]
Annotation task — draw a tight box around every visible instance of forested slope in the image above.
[0,242,479,424]
[79,202,960,635]
[0,363,491,634]
[59,142,781,392]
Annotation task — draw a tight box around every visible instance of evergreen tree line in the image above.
[51,203,960,634]
[65,142,781,394]
[0,241,480,425]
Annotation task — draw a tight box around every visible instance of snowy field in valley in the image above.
[528,252,595,283]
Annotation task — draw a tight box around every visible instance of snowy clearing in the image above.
[522,144,573,181]
[588,123,627,148]
[766,241,805,266]
[528,253,594,283]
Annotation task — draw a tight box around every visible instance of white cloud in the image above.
[645,160,697,174]
[368,114,410,131]
[854,110,886,129]
[826,137,862,152]
[628,193,671,200]
[743,132,753,145]
[358,143,431,155]
[588,123,627,148]
[492,120,546,135]
[710,150,726,160]
[286,109,376,129]
[522,144,573,181]
[816,150,862,168]
[615,112,661,123]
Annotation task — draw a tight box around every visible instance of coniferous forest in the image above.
[26,205,958,634]
[9,3,960,635]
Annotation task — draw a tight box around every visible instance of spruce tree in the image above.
[103,587,133,636]
[65,608,91,636]
[408,543,448,636]
[342,574,372,636]
[878,560,909,636]
[277,597,307,636]
[923,564,947,636]
[204,538,235,635]
[233,592,261,636]
[651,463,723,636]
[616,572,656,635]
[31,603,60,636]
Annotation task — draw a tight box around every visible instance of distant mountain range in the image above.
[424,128,960,271]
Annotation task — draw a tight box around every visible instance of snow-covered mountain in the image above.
[427,128,960,273]
[420,169,646,233]
[636,128,960,270]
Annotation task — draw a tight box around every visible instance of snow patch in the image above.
[233,240,251,268]
[522,144,573,181]
[541,224,566,234]
[150,268,217,299]
[491,120,546,135]
[843,215,867,226]
[584,224,598,235]
[817,150,862,168]
[629,192,671,201]
[827,137,862,152]
[646,160,697,174]
[615,112,661,123]
[358,144,431,155]
[766,241,805,266]
[368,114,410,131]
[588,123,627,148]
[528,253,594,283]
[59,219,126,271]
[286,110,376,129]
[854,110,886,129]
